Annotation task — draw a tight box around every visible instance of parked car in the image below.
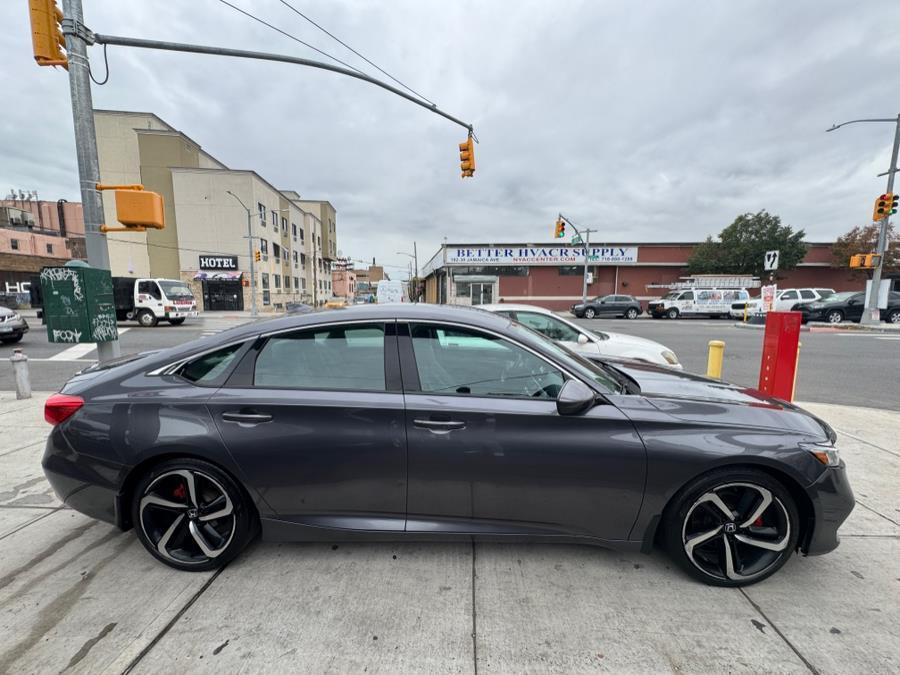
[571,294,642,319]
[730,288,834,319]
[648,288,750,319]
[798,291,900,324]
[481,303,680,368]
[285,301,315,314]
[42,303,853,586]
[0,306,29,344]
[324,297,349,309]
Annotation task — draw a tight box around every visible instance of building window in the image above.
[300,253,307,267]
[46,243,53,254]
[261,273,270,289]
[284,276,291,290]
[260,239,268,254]
[274,274,281,289]
[263,290,270,306]
[292,222,298,239]
[294,276,299,289]
[258,203,266,225]
[272,243,280,260]
[271,211,278,227]
[281,217,287,232]
[11,239,19,250]
[292,251,298,267]
[299,228,304,242]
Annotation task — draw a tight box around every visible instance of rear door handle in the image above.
[413,419,466,432]
[222,411,273,424]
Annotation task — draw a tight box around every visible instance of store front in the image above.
[193,255,244,311]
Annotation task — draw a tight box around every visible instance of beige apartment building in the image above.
[94,110,337,311]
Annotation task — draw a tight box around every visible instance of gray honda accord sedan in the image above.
[42,304,853,586]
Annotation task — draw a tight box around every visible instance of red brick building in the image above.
[421,242,861,310]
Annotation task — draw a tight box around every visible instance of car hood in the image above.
[0,307,16,318]
[604,359,833,441]
[594,330,670,352]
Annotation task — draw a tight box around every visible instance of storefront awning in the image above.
[193,271,243,280]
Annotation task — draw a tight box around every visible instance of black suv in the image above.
[571,294,643,319]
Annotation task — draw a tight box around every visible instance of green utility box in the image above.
[40,261,119,344]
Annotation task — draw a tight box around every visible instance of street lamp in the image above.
[826,114,900,325]
[396,242,419,301]
[225,190,288,317]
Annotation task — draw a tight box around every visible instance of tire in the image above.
[137,310,158,328]
[666,308,680,320]
[826,310,843,324]
[132,458,256,571]
[625,308,639,320]
[583,307,596,319]
[1,334,23,344]
[168,318,186,326]
[886,309,900,324]
[662,468,799,587]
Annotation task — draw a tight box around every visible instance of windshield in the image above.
[504,320,622,394]
[158,281,194,299]
[662,291,680,299]
[817,289,835,299]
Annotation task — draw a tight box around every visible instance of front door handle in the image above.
[222,411,273,424]
[414,419,466,432]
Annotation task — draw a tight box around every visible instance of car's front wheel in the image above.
[826,310,844,324]
[886,309,900,324]
[1,334,23,344]
[625,308,639,319]
[583,307,596,319]
[137,309,158,327]
[666,308,680,320]
[132,458,256,571]
[663,468,799,586]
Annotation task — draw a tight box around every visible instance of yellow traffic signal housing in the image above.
[863,253,882,268]
[28,0,68,68]
[849,254,865,268]
[458,136,475,178]
[554,218,566,238]
[873,193,898,221]
[255,250,262,262]
[95,184,165,232]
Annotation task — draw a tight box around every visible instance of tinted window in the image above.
[681,291,694,300]
[410,324,564,399]
[179,343,243,383]
[255,324,385,390]
[514,312,582,342]
[781,290,798,300]
[138,281,161,299]
[799,290,816,299]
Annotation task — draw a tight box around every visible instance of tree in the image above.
[687,210,807,278]
[832,223,900,274]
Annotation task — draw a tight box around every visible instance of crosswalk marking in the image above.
[47,328,130,361]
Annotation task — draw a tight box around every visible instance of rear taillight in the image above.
[44,394,84,426]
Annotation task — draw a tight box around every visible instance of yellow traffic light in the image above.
[458,136,475,178]
[554,218,566,238]
[873,193,898,221]
[28,0,68,69]
[255,250,262,262]
[95,184,165,232]
[864,253,882,268]
[849,254,865,268]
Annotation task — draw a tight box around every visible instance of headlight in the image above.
[800,441,840,467]
[661,350,679,365]
[11,313,20,321]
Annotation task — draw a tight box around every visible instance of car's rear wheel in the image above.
[826,310,843,324]
[886,309,900,324]
[663,468,799,587]
[666,308,680,320]
[625,308,639,319]
[132,458,256,571]
[137,309,158,328]
[584,307,596,319]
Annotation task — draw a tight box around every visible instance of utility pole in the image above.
[61,0,119,361]
[225,191,258,317]
[827,114,900,325]
[558,214,597,305]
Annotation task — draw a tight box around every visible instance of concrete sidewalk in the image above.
[0,393,897,673]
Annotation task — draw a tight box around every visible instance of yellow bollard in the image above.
[790,342,802,401]
[707,340,725,379]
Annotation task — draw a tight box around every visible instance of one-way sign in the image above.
[764,250,780,272]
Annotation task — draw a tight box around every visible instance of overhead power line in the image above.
[214,0,365,75]
[277,0,437,107]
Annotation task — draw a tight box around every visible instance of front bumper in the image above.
[802,462,855,556]
[0,318,29,337]
[165,310,199,319]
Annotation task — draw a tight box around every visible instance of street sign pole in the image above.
[62,0,119,361]
[863,114,900,325]
[581,229,591,306]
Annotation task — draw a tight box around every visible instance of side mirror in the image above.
[577,333,589,345]
[556,379,596,416]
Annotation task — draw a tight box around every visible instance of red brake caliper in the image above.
[173,483,186,500]
[752,516,764,527]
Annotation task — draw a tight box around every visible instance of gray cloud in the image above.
[2,0,898,274]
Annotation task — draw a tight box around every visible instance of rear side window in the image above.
[179,343,244,383]
[254,323,385,391]
[799,290,816,299]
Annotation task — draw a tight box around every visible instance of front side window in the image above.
[255,324,386,390]
[681,291,694,300]
[781,290,798,300]
[410,324,564,399]
[138,280,162,299]
[515,312,582,343]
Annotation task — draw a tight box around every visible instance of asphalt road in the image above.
[1,312,898,410]
[571,316,900,410]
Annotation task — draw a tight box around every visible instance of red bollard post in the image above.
[758,311,802,401]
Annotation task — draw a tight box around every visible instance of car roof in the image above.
[479,303,554,314]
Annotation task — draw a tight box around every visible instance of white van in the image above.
[648,288,750,319]
[376,280,409,304]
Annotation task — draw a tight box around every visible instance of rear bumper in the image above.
[42,425,127,528]
[802,463,855,556]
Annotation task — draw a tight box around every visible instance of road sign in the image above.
[571,234,582,245]
[764,250,780,271]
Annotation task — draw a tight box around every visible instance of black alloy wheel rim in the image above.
[682,482,791,582]
[139,469,236,565]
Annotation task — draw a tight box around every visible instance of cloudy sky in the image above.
[3,0,899,275]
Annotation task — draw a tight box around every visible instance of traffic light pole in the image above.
[225,191,258,317]
[559,214,596,305]
[61,0,119,361]
[827,114,900,325]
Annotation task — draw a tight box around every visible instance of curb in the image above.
[733,322,810,332]
[807,322,900,334]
